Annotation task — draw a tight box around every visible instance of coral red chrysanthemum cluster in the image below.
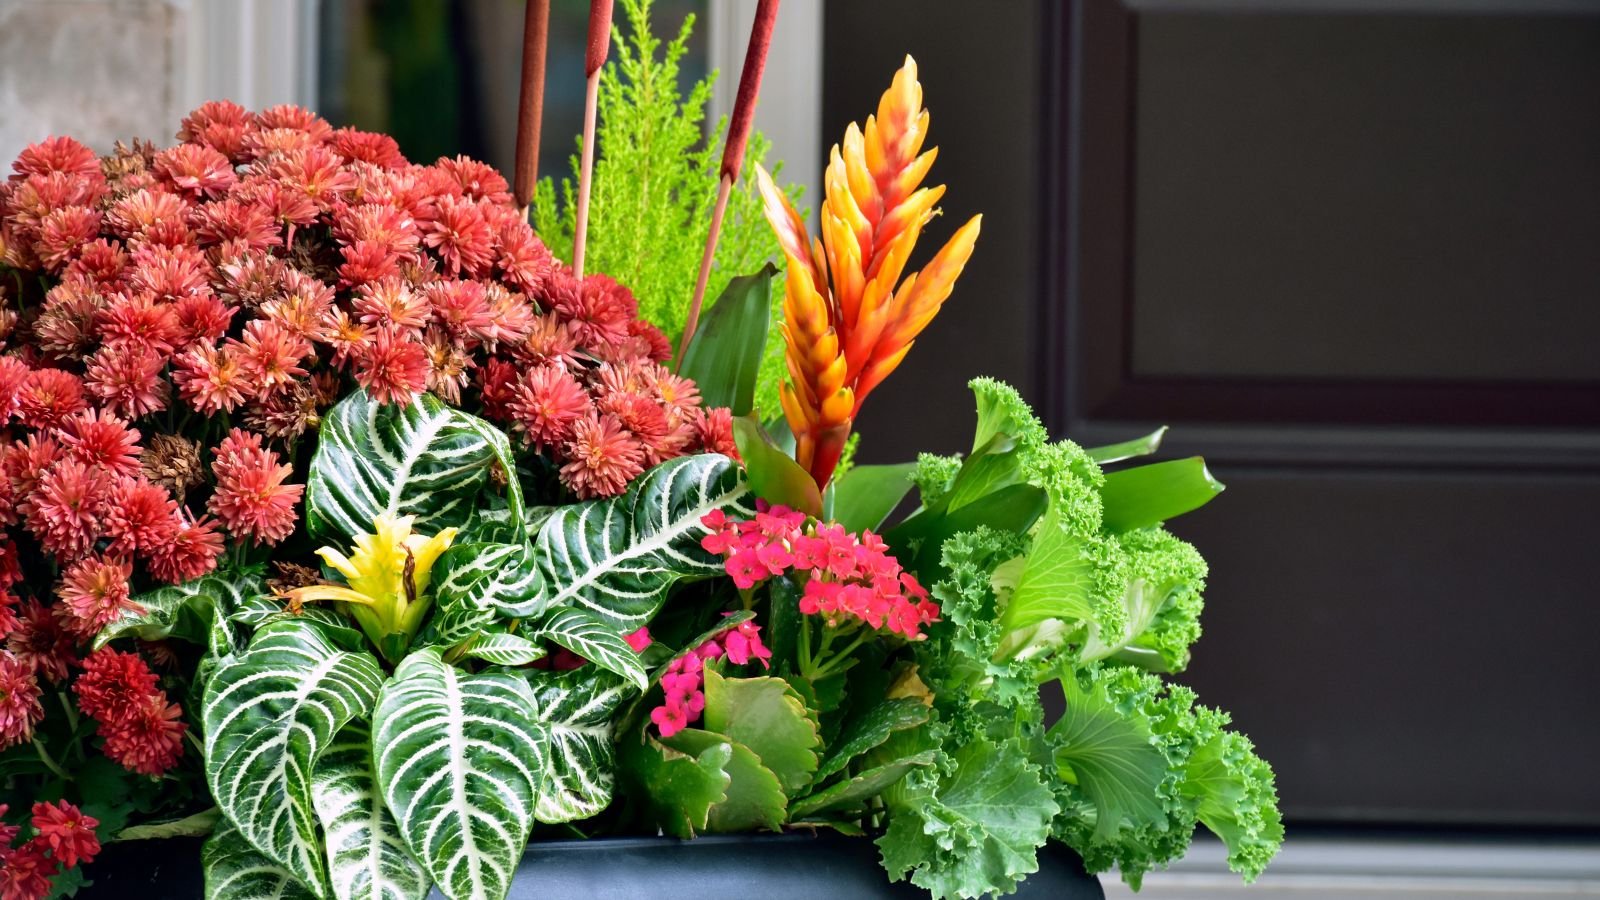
[0,800,99,900]
[649,616,773,738]
[700,503,939,639]
[73,647,186,776]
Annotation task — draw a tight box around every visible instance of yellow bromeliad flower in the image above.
[755,55,981,489]
[282,512,457,660]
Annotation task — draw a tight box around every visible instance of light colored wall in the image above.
[0,0,188,163]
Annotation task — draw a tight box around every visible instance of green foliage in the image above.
[533,0,803,415]
[678,265,776,417]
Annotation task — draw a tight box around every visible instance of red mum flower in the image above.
[435,155,511,204]
[261,270,335,343]
[101,694,186,777]
[172,344,248,414]
[63,239,130,288]
[515,315,580,368]
[16,368,88,429]
[268,146,356,211]
[338,240,400,287]
[256,104,333,141]
[102,478,178,555]
[58,556,136,638]
[84,341,168,419]
[692,407,740,460]
[321,310,369,367]
[7,603,73,683]
[95,291,184,352]
[230,319,311,397]
[214,248,286,308]
[178,100,256,159]
[420,194,494,277]
[153,143,237,199]
[31,281,101,361]
[32,205,101,272]
[424,279,494,340]
[73,647,159,723]
[496,223,556,296]
[332,203,421,258]
[191,197,279,251]
[599,391,677,464]
[548,272,631,349]
[476,359,521,422]
[208,429,303,545]
[59,409,142,478]
[2,433,64,503]
[105,189,191,243]
[0,652,44,749]
[352,276,430,333]
[144,513,222,584]
[329,128,407,169]
[11,135,100,181]
[128,242,210,303]
[173,293,237,345]
[0,357,28,422]
[0,838,58,900]
[354,328,430,407]
[25,459,105,560]
[30,801,100,868]
[479,283,534,348]
[560,412,645,500]
[509,365,591,449]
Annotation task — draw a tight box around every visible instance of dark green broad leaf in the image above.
[202,620,385,895]
[1099,457,1224,533]
[732,416,822,517]
[813,698,930,783]
[229,595,368,654]
[311,722,431,900]
[526,669,635,823]
[790,749,937,819]
[94,567,266,650]
[887,482,1048,574]
[1086,427,1168,465]
[702,670,820,797]
[830,462,917,534]
[534,607,648,690]
[661,728,787,833]
[306,389,524,546]
[491,454,755,630]
[620,728,732,838]
[372,650,545,900]
[425,541,542,647]
[203,818,319,900]
[678,265,775,416]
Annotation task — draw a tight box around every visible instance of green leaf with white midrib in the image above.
[534,607,648,690]
[526,669,633,823]
[373,650,544,900]
[427,541,542,646]
[203,818,319,900]
[492,454,754,629]
[306,389,523,547]
[94,568,265,650]
[203,620,385,896]
[462,632,547,666]
[312,722,431,900]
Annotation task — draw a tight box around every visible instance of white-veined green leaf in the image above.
[533,607,647,691]
[203,619,385,895]
[203,818,319,900]
[94,567,266,650]
[373,650,544,900]
[306,389,524,546]
[526,669,633,823]
[493,454,754,628]
[231,595,370,653]
[461,632,547,666]
[426,542,541,646]
[312,721,432,900]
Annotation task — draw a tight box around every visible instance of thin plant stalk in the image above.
[513,0,552,218]
[675,0,780,365]
[573,0,615,278]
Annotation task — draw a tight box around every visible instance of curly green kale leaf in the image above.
[1080,527,1207,672]
[878,736,1059,900]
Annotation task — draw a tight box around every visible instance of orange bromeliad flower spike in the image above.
[756,55,981,488]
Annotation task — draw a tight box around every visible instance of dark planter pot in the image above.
[80,833,1103,899]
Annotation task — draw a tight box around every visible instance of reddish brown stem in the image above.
[574,0,614,277]
[513,0,552,215]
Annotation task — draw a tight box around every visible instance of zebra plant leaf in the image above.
[462,632,547,667]
[526,669,634,823]
[534,607,648,691]
[203,620,385,895]
[306,389,524,547]
[94,567,265,650]
[493,454,754,629]
[203,818,319,900]
[373,650,545,900]
[312,722,432,900]
[425,542,542,647]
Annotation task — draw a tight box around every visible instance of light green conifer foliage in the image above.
[533,0,804,417]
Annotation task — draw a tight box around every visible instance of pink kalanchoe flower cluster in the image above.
[699,503,940,640]
[649,616,772,738]
[0,799,99,900]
